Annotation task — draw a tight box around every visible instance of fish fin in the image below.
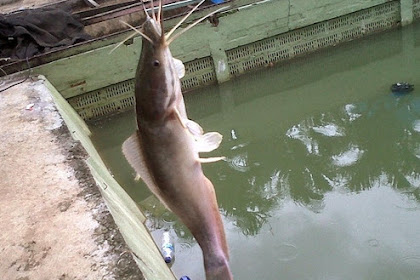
[173,108,222,152]
[173,58,185,79]
[199,156,226,163]
[195,132,223,153]
[185,119,204,136]
[174,108,188,129]
[183,119,223,152]
[122,132,162,199]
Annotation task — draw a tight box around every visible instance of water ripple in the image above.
[286,124,319,154]
[345,104,362,122]
[228,153,250,172]
[401,255,420,275]
[367,238,380,247]
[276,243,298,262]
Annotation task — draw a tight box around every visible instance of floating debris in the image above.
[161,231,174,264]
[390,82,414,94]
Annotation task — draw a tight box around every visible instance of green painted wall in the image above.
[33,0,417,100]
[288,0,392,29]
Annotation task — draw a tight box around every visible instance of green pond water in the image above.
[90,22,420,280]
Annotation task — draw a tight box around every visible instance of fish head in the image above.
[135,16,181,122]
[141,15,163,45]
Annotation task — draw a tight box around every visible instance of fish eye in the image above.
[153,60,160,67]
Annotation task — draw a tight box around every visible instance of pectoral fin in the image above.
[174,58,185,79]
[183,119,223,153]
[173,110,205,138]
[185,119,204,136]
[195,132,223,153]
[173,109,223,154]
[122,131,164,203]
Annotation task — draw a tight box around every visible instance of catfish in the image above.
[121,2,233,279]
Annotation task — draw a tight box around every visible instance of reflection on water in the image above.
[90,22,420,280]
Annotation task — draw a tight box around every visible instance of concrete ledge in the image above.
[0,76,143,279]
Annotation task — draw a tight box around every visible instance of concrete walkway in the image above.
[0,77,143,280]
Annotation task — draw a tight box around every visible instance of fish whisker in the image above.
[158,0,165,42]
[150,0,156,21]
[157,0,163,24]
[120,20,154,45]
[141,0,151,19]
[164,0,205,41]
[109,31,137,54]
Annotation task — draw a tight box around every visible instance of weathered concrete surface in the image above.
[0,77,143,280]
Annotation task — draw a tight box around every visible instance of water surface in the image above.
[90,22,420,280]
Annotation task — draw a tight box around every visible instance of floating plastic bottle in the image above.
[161,231,174,264]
